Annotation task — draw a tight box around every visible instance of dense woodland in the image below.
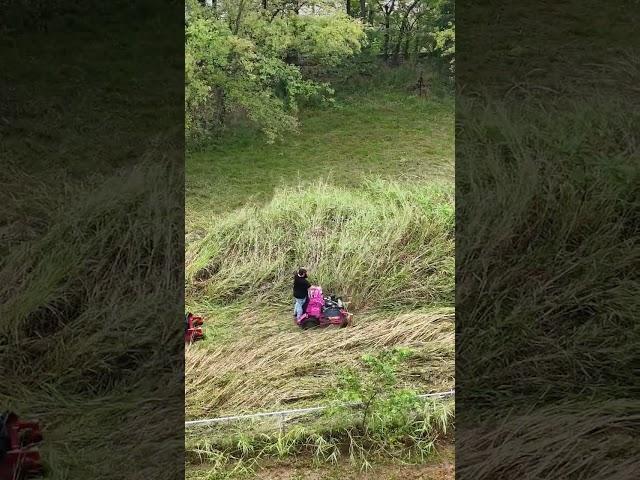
[186,0,454,142]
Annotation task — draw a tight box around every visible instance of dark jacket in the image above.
[293,274,311,299]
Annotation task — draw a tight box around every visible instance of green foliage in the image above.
[330,348,420,437]
[432,21,454,76]
[1,160,184,479]
[184,0,457,145]
[185,12,314,143]
[184,346,453,476]
[185,387,454,475]
[358,0,455,66]
[293,14,367,65]
[185,1,365,144]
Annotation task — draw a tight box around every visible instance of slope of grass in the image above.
[185,181,454,424]
[187,182,454,312]
[456,2,640,475]
[185,74,455,477]
[186,307,453,419]
[0,159,183,480]
[456,91,640,478]
[2,6,185,477]
[186,89,454,228]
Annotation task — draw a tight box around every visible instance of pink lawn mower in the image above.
[296,286,353,330]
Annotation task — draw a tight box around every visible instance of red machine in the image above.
[0,413,44,479]
[296,287,353,330]
[184,312,205,343]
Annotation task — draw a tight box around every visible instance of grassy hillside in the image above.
[1,11,184,478]
[456,2,640,478]
[186,88,454,226]
[186,182,454,313]
[185,71,455,477]
[1,160,184,480]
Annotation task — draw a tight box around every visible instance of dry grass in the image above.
[186,308,454,419]
[455,93,639,477]
[457,400,640,479]
[456,5,640,473]
[0,159,184,480]
[185,181,455,422]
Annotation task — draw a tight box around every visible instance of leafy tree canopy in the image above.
[185,0,366,143]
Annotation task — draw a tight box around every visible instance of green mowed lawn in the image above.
[186,90,453,231]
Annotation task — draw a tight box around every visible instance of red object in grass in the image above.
[184,312,205,344]
[0,413,44,479]
[296,287,353,330]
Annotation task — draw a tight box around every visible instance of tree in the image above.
[379,0,397,60]
[432,20,454,75]
[357,0,454,68]
[391,0,420,63]
[185,0,365,144]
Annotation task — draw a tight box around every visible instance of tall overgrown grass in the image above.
[186,181,454,311]
[456,51,640,478]
[458,399,639,479]
[184,179,455,475]
[457,94,640,410]
[0,158,184,479]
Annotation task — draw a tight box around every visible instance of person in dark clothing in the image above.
[293,267,311,319]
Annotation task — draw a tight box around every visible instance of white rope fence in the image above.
[185,389,454,428]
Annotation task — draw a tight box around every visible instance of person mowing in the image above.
[293,267,311,320]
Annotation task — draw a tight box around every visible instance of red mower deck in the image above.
[184,312,205,343]
[0,413,44,479]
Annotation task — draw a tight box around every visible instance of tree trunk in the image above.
[359,0,366,20]
[368,4,374,24]
[393,32,404,64]
[403,34,411,58]
[346,0,352,17]
[392,21,408,62]
[233,0,245,34]
[393,0,419,64]
[383,13,391,59]
[262,0,267,9]
[214,87,225,128]
[382,0,396,61]
[393,21,408,63]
